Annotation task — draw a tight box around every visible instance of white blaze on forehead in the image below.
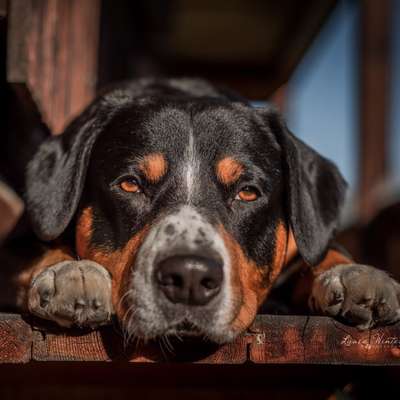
[185,128,198,201]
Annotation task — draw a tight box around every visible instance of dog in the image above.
[1,78,399,344]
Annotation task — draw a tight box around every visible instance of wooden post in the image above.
[0,0,6,17]
[359,0,391,221]
[7,0,100,134]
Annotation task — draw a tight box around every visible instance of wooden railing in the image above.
[1,313,400,365]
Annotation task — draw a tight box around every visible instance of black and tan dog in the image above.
[2,78,400,343]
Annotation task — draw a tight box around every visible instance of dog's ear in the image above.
[263,108,347,265]
[26,97,118,241]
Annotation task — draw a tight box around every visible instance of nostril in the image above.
[201,277,218,290]
[157,271,183,288]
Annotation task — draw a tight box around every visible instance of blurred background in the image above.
[0,0,399,276]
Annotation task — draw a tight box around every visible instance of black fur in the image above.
[265,111,347,265]
[26,78,347,267]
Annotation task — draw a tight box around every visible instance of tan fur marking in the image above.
[76,206,93,258]
[291,249,353,308]
[219,224,288,334]
[269,222,289,283]
[313,249,353,275]
[139,153,168,183]
[216,157,244,185]
[284,228,298,265]
[76,207,150,319]
[88,228,149,321]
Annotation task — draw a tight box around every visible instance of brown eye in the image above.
[235,186,260,202]
[120,178,141,193]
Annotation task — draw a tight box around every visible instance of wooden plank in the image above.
[7,0,100,134]
[358,0,391,221]
[32,322,248,363]
[0,314,399,364]
[30,315,400,365]
[0,314,32,363]
[32,328,110,362]
[250,315,400,365]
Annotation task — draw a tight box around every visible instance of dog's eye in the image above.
[120,178,141,193]
[235,186,260,202]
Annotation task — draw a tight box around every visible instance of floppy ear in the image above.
[25,96,118,241]
[265,109,347,266]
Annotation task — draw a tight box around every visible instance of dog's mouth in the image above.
[154,321,222,361]
[167,320,203,337]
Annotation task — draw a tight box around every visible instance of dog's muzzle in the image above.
[123,206,236,342]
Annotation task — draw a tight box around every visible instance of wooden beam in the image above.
[7,0,100,134]
[272,0,338,92]
[1,314,400,365]
[359,0,391,221]
[0,0,6,17]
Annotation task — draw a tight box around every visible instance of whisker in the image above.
[159,336,168,359]
[118,289,134,312]
[164,334,175,354]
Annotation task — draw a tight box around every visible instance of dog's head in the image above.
[26,79,346,343]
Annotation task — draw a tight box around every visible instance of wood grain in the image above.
[31,322,248,364]
[250,315,400,365]
[1,314,400,365]
[0,313,32,363]
[7,0,100,134]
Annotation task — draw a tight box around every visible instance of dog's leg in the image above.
[1,242,113,328]
[292,249,400,330]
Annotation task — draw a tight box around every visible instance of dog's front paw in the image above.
[28,260,113,328]
[310,264,400,330]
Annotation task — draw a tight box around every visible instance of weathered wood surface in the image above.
[7,0,100,134]
[0,314,32,363]
[0,314,400,365]
[249,315,400,365]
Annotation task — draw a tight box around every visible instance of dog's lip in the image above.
[169,320,203,336]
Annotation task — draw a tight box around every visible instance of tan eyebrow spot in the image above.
[216,157,244,185]
[139,153,168,183]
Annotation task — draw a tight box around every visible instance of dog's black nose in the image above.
[156,255,223,306]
